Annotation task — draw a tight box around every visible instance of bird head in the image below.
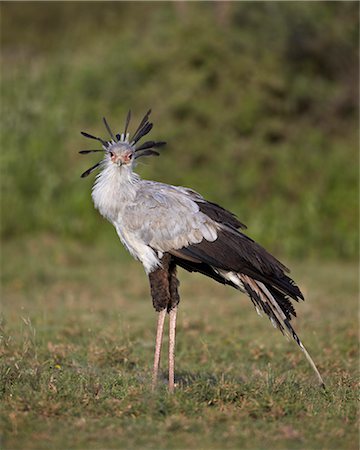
[79,110,166,178]
[107,142,135,168]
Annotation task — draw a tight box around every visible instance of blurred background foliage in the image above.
[1,2,358,259]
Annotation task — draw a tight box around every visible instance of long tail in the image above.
[173,254,325,387]
[239,274,325,387]
[216,269,325,387]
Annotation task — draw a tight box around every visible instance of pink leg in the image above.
[152,309,166,391]
[168,306,178,393]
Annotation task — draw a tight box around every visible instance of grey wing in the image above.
[122,182,219,252]
[123,181,293,289]
[123,181,287,279]
[123,181,304,333]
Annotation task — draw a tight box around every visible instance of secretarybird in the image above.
[80,110,325,392]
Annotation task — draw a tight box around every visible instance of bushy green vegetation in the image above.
[1,236,358,449]
[1,2,358,258]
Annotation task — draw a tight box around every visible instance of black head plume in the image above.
[130,109,159,145]
[131,109,152,144]
[103,117,116,141]
[80,131,108,147]
[80,110,166,178]
[124,110,131,137]
[135,140,166,152]
[79,149,105,154]
[81,161,103,178]
[134,149,160,160]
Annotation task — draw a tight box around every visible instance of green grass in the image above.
[1,235,358,449]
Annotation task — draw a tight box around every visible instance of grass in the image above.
[0,235,358,449]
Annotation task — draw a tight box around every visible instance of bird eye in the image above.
[109,151,114,158]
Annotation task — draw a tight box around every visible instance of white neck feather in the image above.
[91,161,140,223]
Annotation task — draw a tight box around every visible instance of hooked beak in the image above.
[111,153,122,166]
[111,151,133,166]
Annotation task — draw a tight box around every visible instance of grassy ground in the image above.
[0,235,358,450]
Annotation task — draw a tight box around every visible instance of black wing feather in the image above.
[196,200,247,230]
[175,227,302,301]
